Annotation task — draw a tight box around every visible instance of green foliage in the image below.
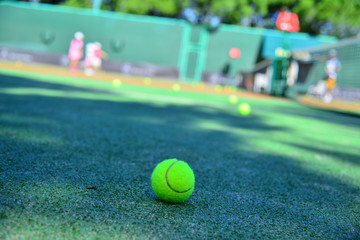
[61,0,360,37]
[104,0,189,16]
[39,0,66,4]
[291,0,360,36]
[63,0,92,9]
[211,0,252,24]
[315,0,360,26]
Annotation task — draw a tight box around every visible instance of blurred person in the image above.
[84,42,108,76]
[286,56,299,86]
[93,42,108,73]
[68,32,84,73]
[84,42,96,76]
[323,49,341,102]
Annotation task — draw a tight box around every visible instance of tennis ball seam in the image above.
[165,160,193,193]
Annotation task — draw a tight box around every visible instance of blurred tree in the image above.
[62,0,92,8]
[100,0,190,17]
[295,0,360,37]
[61,0,360,37]
[39,0,66,3]
[207,0,252,24]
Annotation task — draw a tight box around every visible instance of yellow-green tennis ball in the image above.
[173,84,181,92]
[112,79,122,87]
[238,103,251,116]
[151,159,195,203]
[230,86,237,92]
[15,61,22,68]
[229,95,238,104]
[144,77,152,85]
[215,85,223,92]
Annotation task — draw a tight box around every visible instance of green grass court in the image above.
[0,71,359,239]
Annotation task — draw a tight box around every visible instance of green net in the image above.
[292,37,360,98]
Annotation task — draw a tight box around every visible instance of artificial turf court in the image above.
[0,69,360,239]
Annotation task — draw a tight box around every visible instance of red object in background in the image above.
[229,48,241,59]
[276,12,300,32]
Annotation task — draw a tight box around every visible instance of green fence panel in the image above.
[288,38,360,100]
[179,25,209,81]
[336,41,360,88]
[0,2,185,68]
[205,25,263,75]
[0,1,343,84]
[296,38,360,89]
[262,31,337,59]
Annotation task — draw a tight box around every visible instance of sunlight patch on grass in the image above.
[253,138,360,187]
[191,119,242,133]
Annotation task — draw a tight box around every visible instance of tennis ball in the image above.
[172,84,181,92]
[15,61,22,68]
[229,95,239,104]
[112,79,122,87]
[238,103,251,116]
[144,77,152,85]
[215,85,223,92]
[151,159,195,203]
[230,86,237,92]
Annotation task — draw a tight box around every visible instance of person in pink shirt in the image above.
[68,32,84,73]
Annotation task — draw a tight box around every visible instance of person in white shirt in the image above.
[323,49,341,102]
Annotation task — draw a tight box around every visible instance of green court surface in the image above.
[0,72,359,239]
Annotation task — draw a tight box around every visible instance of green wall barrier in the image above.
[288,38,360,99]
[206,25,263,74]
[0,2,186,69]
[0,1,338,84]
[300,38,360,89]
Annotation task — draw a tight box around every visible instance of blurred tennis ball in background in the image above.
[15,61,22,68]
[173,83,181,92]
[238,103,251,116]
[229,95,239,104]
[112,79,122,88]
[144,77,152,85]
[215,85,223,92]
[230,86,237,92]
[151,159,195,203]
